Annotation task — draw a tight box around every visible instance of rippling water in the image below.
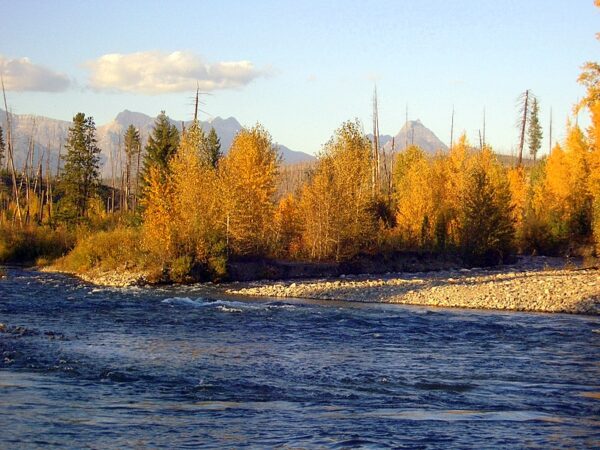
[1,267,599,448]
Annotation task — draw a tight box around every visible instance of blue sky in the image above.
[1,0,598,155]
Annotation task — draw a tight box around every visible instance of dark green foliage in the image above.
[141,111,179,184]
[59,113,101,220]
[528,98,543,161]
[124,124,141,162]
[205,127,222,169]
[123,124,141,210]
[460,166,515,265]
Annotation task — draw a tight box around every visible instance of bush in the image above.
[0,225,75,264]
[58,226,149,273]
[169,255,193,283]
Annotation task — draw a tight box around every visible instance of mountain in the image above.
[1,109,315,176]
[382,120,447,153]
[367,133,393,148]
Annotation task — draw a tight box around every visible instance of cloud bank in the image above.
[86,51,268,94]
[0,55,71,92]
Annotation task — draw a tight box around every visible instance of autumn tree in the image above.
[142,165,175,262]
[141,111,179,186]
[272,193,302,258]
[123,124,141,212]
[299,120,375,260]
[507,166,528,250]
[531,124,591,252]
[221,124,279,256]
[59,113,101,220]
[528,97,543,161]
[576,22,600,254]
[142,120,227,279]
[393,146,437,248]
[441,133,472,247]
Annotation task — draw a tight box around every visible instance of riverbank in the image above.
[36,256,600,315]
[227,258,600,315]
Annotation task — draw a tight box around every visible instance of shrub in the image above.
[58,226,149,273]
[0,225,75,264]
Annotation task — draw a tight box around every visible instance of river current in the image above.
[1,267,599,448]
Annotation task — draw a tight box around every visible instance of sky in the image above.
[1,0,598,156]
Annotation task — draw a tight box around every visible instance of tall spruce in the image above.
[527,98,543,161]
[460,162,514,265]
[205,127,222,168]
[141,111,180,184]
[61,113,101,219]
[123,124,141,211]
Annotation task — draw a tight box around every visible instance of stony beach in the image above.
[227,258,600,315]
[39,257,600,315]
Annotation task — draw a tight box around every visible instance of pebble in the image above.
[226,264,600,315]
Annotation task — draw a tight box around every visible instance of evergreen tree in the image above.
[123,124,141,211]
[60,113,101,219]
[460,162,514,265]
[528,98,543,161]
[205,127,222,169]
[0,125,5,170]
[141,111,179,184]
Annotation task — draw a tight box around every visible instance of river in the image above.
[1,267,599,448]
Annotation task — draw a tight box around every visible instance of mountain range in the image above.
[1,110,447,177]
[0,109,315,176]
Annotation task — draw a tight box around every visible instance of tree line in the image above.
[1,46,599,278]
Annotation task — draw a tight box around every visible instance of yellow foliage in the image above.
[507,166,527,231]
[393,147,436,247]
[273,193,301,258]
[220,124,279,256]
[142,165,175,261]
[299,120,375,261]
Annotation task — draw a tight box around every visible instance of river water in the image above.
[1,267,599,448]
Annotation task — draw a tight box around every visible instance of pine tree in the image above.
[123,125,141,211]
[527,98,543,161]
[141,111,179,185]
[205,127,222,169]
[460,160,514,265]
[60,113,101,219]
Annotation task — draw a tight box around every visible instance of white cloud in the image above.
[0,55,71,92]
[86,50,269,94]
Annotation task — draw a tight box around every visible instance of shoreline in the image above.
[34,257,600,315]
[226,260,600,315]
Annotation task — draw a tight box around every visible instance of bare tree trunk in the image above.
[110,145,115,213]
[518,89,530,167]
[2,77,23,226]
[450,107,454,152]
[482,108,486,148]
[134,134,142,211]
[548,107,553,155]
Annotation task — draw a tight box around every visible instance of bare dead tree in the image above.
[2,76,22,226]
[450,106,455,152]
[372,85,380,194]
[548,107,553,154]
[482,108,486,148]
[517,89,531,167]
